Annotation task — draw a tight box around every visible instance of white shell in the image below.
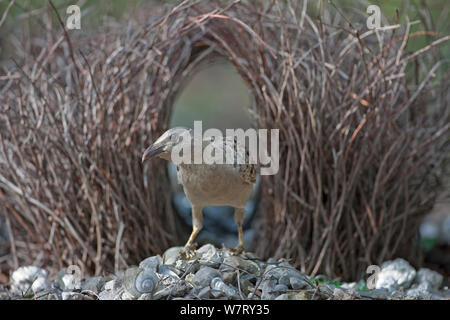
[123,267,158,298]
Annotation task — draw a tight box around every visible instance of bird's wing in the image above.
[176,166,183,185]
[204,136,257,185]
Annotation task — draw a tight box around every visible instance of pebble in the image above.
[275,291,309,300]
[163,246,184,265]
[31,277,51,294]
[10,266,48,295]
[289,276,309,290]
[3,247,448,301]
[211,277,239,298]
[62,292,85,300]
[222,271,237,285]
[415,268,443,290]
[359,288,390,299]
[139,255,163,272]
[193,266,221,287]
[273,284,288,292]
[199,247,223,268]
[197,286,211,299]
[81,277,105,294]
[221,256,260,276]
[375,258,416,291]
[260,279,277,300]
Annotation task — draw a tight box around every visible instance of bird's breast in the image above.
[179,164,253,207]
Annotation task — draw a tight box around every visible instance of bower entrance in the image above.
[169,59,261,248]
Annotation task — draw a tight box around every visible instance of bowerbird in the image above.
[142,127,256,258]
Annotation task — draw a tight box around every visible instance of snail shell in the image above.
[123,267,158,298]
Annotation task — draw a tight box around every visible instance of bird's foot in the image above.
[179,242,197,260]
[228,244,245,256]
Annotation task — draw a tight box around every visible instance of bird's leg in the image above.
[230,207,245,255]
[180,205,203,260]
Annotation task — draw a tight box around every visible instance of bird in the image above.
[142,127,256,258]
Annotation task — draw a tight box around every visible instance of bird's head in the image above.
[142,127,192,162]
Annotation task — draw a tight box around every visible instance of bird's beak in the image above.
[142,144,165,162]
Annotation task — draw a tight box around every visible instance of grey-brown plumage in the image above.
[142,127,256,257]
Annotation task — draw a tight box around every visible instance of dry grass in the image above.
[0,0,449,280]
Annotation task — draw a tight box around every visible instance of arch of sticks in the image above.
[1,1,449,280]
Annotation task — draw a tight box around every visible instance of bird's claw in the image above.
[228,244,245,256]
[179,243,198,260]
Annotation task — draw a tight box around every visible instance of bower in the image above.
[1,1,448,280]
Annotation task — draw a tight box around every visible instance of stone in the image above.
[289,277,309,290]
[211,289,224,299]
[159,264,181,279]
[80,290,99,300]
[196,243,216,255]
[98,290,114,300]
[278,275,290,286]
[175,259,200,274]
[275,293,288,300]
[239,279,253,295]
[211,277,239,299]
[264,264,308,284]
[388,288,408,300]
[222,271,237,285]
[273,284,288,292]
[56,268,82,291]
[375,258,416,291]
[185,273,195,284]
[139,255,163,272]
[31,276,50,294]
[152,287,172,300]
[46,292,62,300]
[81,277,106,294]
[199,247,223,268]
[98,278,124,300]
[359,288,390,299]
[10,246,447,301]
[104,279,115,291]
[61,292,85,300]
[171,282,191,297]
[415,268,443,290]
[406,283,433,300]
[275,291,309,300]
[193,266,221,287]
[197,286,211,299]
[243,252,260,260]
[260,279,277,300]
[163,246,184,265]
[240,273,257,284]
[221,256,260,276]
[121,291,135,300]
[138,293,153,300]
[318,284,334,297]
[332,287,360,300]
[340,282,357,291]
[10,266,48,295]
